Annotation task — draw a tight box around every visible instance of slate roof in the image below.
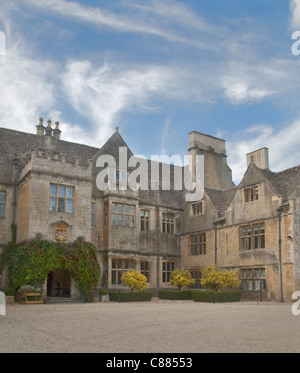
[260,165,300,199]
[0,127,99,164]
[205,186,237,212]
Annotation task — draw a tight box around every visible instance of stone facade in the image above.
[0,120,299,301]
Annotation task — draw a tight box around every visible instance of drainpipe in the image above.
[213,217,225,267]
[214,222,218,267]
[277,204,289,303]
[12,156,20,226]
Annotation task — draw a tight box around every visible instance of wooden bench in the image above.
[19,292,44,304]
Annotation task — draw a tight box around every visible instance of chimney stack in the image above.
[36,117,45,136]
[246,147,269,169]
[45,119,53,136]
[53,121,61,140]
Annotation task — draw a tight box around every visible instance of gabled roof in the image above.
[205,186,237,212]
[260,165,300,199]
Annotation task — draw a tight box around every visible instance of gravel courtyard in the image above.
[0,299,299,353]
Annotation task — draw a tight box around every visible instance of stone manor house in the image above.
[0,119,299,301]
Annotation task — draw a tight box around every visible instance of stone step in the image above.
[45,297,84,304]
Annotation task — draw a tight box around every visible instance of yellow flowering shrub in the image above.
[121,270,148,292]
[200,265,240,291]
[170,268,195,290]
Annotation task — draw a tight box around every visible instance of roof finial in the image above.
[115,126,119,133]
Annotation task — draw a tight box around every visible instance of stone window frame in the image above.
[243,185,259,203]
[140,261,151,282]
[162,213,175,234]
[49,183,74,213]
[240,222,265,251]
[189,232,206,255]
[111,202,136,227]
[111,258,136,285]
[240,267,266,291]
[0,191,6,217]
[190,201,204,216]
[140,209,150,231]
[162,261,175,282]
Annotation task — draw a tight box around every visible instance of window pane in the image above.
[125,204,130,214]
[112,203,117,213]
[58,198,65,212]
[254,280,260,290]
[58,185,65,197]
[125,215,129,226]
[261,268,266,277]
[66,199,73,213]
[66,186,73,198]
[0,192,5,203]
[112,214,117,225]
[50,184,57,196]
[0,204,4,216]
[130,216,135,227]
[117,204,123,213]
[49,197,56,211]
[118,214,122,225]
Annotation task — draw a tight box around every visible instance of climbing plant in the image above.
[1,238,100,301]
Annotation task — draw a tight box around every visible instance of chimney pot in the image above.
[45,119,53,136]
[36,117,45,136]
[53,121,61,140]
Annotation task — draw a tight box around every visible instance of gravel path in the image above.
[0,299,299,353]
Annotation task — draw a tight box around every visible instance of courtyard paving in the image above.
[0,299,299,353]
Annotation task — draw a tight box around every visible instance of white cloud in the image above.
[227,121,300,184]
[222,79,274,104]
[290,0,300,29]
[61,59,178,146]
[22,0,215,50]
[0,26,58,134]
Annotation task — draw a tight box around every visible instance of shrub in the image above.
[170,269,195,290]
[158,290,192,300]
[109,291,153,302]
[1,239,100,301]
[121,270,148,292]
[192,290,241,303]
[5,287,15,296]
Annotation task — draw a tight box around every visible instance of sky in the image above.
[0,0,300,184]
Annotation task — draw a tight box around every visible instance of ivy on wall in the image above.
[1,236,100,301]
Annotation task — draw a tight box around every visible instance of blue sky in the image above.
[0,0,300,184]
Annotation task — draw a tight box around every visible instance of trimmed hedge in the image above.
[158,290,192,300]
[109,291,153,302]
[192,290,241,303]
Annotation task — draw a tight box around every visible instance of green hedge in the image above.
[158,290,192,300]
[192,290,241,303]
[109,291,153,302]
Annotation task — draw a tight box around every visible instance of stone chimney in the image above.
[36,117,45,136]
[53,121,61,140]
[45,119,53,136]
[188,131,234,190]
[247,147,269,169]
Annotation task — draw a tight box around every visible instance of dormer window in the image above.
[244,185,259,203]
[191,201,203,215]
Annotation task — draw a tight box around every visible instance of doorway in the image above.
[47,270,71,297]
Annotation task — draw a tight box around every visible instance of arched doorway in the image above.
[47,270,71,297]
